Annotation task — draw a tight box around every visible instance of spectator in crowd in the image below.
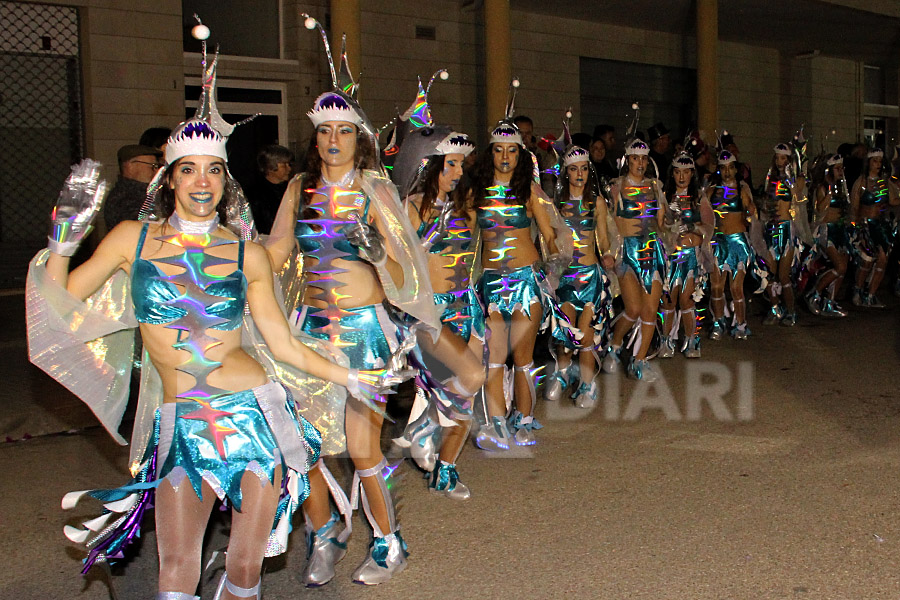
[648,122,671,177]
[591,124,619,180]
[103,144,162,231]
[589,136,618,182]
[514,115,553,194]
[245,144,294,235]
[138,126,172,154]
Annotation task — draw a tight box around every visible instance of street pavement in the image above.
[2,292,900,599]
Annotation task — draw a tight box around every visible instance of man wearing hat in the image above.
[648,122,671,176]
[103,144,163,231]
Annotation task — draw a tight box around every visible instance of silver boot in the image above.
[708,318,725,341]
[393,403,439,472]
[601,344,623,373]
[804,290,823,315]
[543,370,568,402]
[302,512,348,587]
[682,335,701,358]
[429,460,471,500]
[822,298,847,317]
[762,305,783,325]
[780,311,797,327]
[474,416,511,451]
[157,594,199,600]
[574,380,598,409]
[352,532,408,585]
[627,359,658,382]
[657,336,675,358]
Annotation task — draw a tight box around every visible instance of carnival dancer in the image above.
[544,145,616,408]
[849,147,900,307]
[32,125,402,599]
[390,120,483,499]
[761,142,809,326]
[658,151,714,358]
[804,153,850,316]
[467,80,573,450]
[601,137,668,381]
[706,150,758,339]
[264,16,444,585]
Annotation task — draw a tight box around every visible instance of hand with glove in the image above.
[344,211,387,267]
[48,159,108,256]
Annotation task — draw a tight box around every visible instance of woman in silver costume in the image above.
[804,153,850,317]
[761,143,807,326]
[658,151,713,358]
[38,120,399,600]
[264,15,444,586]
[467,114,569,450]
[393,124,485,499]
[849,147,899,307]
[545,144,615,408]
[601,138,667,381]
[706,150,757,340]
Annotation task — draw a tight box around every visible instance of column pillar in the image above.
[330,0,361,78]
[484,0,512,124]
[696,0,719,139]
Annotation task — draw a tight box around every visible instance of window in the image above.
[182,0,281,59]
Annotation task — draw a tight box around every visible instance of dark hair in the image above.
[593,124,615,139]
[708,159,745,189]
[664,164,699,201]
[299,127,376,219]
[156,158,230,223]
[416,155,468,221]
[559,161,596,212]
[468,143,534,208]
[863,152,888,178]
[257,144,295,174]
[139,127,172,150]
[513,115,534,128]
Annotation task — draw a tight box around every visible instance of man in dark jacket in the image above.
[103,144,162,231]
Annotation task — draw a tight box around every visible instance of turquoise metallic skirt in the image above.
[552,263,613,350]
[712,231,753,273]
[765,220,795,261]
[435,288,485,343]
[294,303,398,369]
[825,222,850,251]
[476,265,542,322]
[620,234,667,294]
[667,245,699,294]
[65,381,321,571]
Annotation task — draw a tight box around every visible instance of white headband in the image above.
[490,122,523,146]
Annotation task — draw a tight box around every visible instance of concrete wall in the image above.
[17,0,184,182]
[10,0,878,181]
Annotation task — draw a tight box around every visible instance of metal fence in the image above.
[0,1,84,288]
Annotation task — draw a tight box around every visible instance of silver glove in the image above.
[345,211,387,266]
[49,159,108,256]
[421,201,454,251]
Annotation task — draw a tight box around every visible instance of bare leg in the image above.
[635,280,663,361]
[576,305,597,383]
[345,399,390,534]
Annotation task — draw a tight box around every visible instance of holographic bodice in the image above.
[826,180,849,210]
[131,222,247,455]
[671,193,702,225]
[476,184,532,267]
[617,181,659,220]
[860,177,889,207]
[417,206,475,290]
[293,182,375,344]
[132,223,246,331]
[476,184,531,230]
[559,194,595,261]
[765,172,792,221]
[711,183,742,215]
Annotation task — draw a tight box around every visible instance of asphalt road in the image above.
[2,292,899,600]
